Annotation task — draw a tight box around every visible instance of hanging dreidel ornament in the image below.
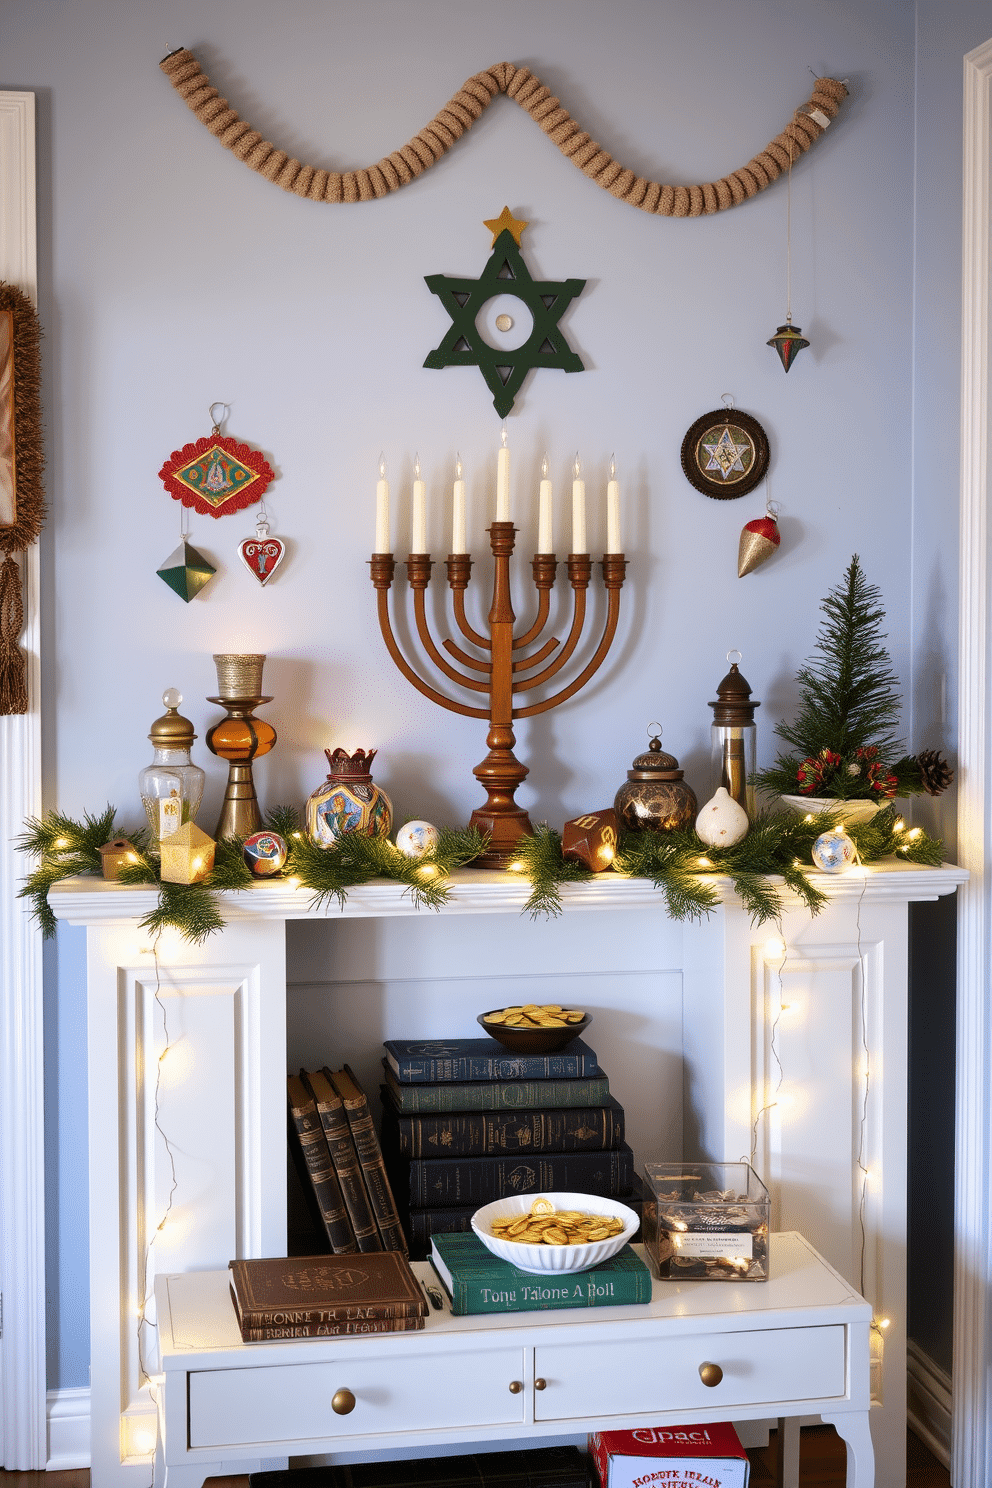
[708,651,760,820]
[766,124,810,373]
[738,498,781,576]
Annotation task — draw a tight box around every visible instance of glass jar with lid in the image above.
[139,688,206,842]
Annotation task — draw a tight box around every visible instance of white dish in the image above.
[780,794,887,825]
[471,1191,639,1275]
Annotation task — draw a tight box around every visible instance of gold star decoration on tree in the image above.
[423,209,586,417]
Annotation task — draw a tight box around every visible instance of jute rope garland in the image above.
[160,50,847,216]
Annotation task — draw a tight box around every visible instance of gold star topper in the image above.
[483,206,528,247]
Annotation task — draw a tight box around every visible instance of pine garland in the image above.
[17,801,944,941]
[515,808,943,924]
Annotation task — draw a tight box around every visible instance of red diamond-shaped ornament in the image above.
[159,434,274,519]
[239,517,285,586]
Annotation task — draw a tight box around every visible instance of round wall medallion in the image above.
[680,408,770,499]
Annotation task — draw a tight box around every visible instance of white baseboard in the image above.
[46,1386,91,1470]
[907,1339,952,1469]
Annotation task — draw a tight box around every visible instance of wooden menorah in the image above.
[371,523,626,868]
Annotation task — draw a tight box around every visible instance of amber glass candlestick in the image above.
[205,653,277,839]
[372,526,626,868]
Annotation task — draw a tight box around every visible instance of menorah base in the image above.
[468,804,533,869]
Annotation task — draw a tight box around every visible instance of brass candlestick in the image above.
[205,653,277,839]
[372,526,626,868]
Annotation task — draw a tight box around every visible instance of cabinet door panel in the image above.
[534,1325,846,1421]
[189,1346,527,1448]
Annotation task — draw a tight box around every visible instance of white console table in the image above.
[154,1234,873,1488]
[49,860,966,1488]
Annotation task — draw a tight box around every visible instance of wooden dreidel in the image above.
[159,821,216,884]
[99,838,139,881]
[562,808,618,872]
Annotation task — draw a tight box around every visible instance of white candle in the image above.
[452,454,466,554]
[412,454,427,553]
[375,453,390,553]
[496,421,510,520]
[538,453,553,553]
[607,453,621,554]
[572,452,586,553]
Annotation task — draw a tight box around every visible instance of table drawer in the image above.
[188,1345,527,1449]
[534,1324,846,1421]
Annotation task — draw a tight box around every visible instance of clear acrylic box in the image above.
[641,1161,770,1280]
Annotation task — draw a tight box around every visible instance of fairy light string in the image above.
[136,932,180,1390]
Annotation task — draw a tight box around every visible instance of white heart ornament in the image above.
[239,518,285,586]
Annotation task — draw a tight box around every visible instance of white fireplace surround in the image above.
[2,33,992,1484]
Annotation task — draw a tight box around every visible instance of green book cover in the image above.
[430,1231,652,1316]
[382,1062,609,1113]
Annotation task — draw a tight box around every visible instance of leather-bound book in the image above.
[229,1252,427,1342]
[327,1065,408,1253]
[302,1069,381,1252]
[285,1076,356,1255]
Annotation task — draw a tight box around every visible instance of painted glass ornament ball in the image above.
[242,830,288,877]
[395,820,441,859]
[811,825,857,874]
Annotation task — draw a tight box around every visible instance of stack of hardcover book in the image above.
[228,1251,427,1341]
[288,1067,407,1254]
[378,1037,635,1257]
[430,1230,652,1316]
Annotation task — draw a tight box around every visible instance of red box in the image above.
[589,1423,749,1488]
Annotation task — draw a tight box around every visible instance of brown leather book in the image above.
[328,1064,408,1253]
[303,1068,381,1252]
[228,1252,428,1334]
[286,1076,357,1255]
[238,1314,426,1341]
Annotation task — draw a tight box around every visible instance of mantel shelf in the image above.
[48,859,967,926]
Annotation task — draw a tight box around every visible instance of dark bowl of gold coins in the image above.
[477,1003,591,1054]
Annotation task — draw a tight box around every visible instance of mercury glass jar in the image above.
[139,688,206,842]
[614,726,698,833]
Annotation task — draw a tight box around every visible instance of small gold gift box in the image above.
[159,822,215,884]
[99,838,140,881]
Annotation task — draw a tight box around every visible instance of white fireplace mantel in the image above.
[50,860,965,1488]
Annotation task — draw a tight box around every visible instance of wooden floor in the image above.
[0,1428,952,1487]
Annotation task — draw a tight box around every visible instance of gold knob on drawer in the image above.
[535,1378,547,1391]
[698,1362,723,1388]
[508,1380,523,1394]
[331,1388,356,1415]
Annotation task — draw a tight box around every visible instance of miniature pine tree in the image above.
[754,555,910,801]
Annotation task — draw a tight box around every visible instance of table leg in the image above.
[820,1410,875,1488]
[776,1417,801,1488]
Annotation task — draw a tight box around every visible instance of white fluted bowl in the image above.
[471,1192,639,1275]
[780,795,887,825]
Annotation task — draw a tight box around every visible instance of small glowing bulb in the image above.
[541,453,549,479]
[292,831,303,840]
[508,860,525,873]
[766,937,786,959]
[126,852,138,863]
[610,453,616,480]
[413,453,421,480]
[573,452,581,479]
[793,858,802,868]
[696,856,713,868]
[192,857,202,871]
[286,875,302,888]
[455,452,462,480]
[908,827,922,840]
[878,1316,891,1329]
[779,1002,792,1013]
[804,814,814,824]
[54,837,69,849]
[600,846,615,864]
[378,452,386,479]
[500,421,508,449]
[894,818,905,833]
[418,864,437,879]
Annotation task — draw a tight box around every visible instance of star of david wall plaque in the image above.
[424,208,585,417]
[680,408,770,499]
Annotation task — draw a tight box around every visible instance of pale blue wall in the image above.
[5,0,964,1390]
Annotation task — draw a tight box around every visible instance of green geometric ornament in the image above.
[424,210,585,417]
[156,540,216,602]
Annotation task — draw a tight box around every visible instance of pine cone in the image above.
[917,749,954,796]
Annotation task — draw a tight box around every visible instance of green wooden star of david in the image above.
[424,221,585,417]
